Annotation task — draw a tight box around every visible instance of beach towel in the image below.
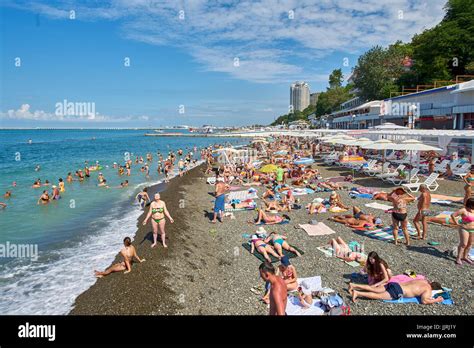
[364,202,393,211]
[329,206,348,213]
[358,225,417,242]
[383,289,453,305]
[316,245,364,267]
[286,297,325,316]
[388,274,426,283]
[298,223,336,236]
[431,194,463,202]
[292,188,315,196]
[431,199,453,205]
[227,190,258,201]
[224,203,256,212]
[241,243,304,263]
[349,192,373,199]
[255,219,290,226]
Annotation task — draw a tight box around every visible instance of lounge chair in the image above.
[388,168,420,185]
[453,163,472,179]
[402,173,439,192]
[376,165,406,181]
[364,162,390,176]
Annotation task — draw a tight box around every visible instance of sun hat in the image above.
[251,234,258,240]
[256,227,267,234]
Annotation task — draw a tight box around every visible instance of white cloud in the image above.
[5,0,446,83]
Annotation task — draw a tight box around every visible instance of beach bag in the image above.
[320,293,344,311]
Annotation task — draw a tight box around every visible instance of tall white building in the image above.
[290,81,310,112]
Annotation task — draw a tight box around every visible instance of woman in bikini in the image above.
[253,208,289,225]
[264,232,301,257]
[451,198,474,265]
[388,190,410,246]
[462,167,474,205]
[250,234,281,263]
[94,237,145,277]
[329,237,367,263]
[37,190,50,205]
[143,193,174,248]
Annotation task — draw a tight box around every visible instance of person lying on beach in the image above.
[306,198,327,214]
[372,187,416,203]
[37,190,50,205]
[263,199,285,212]
[250,234,281,263]
[329,215,383,229]
[252,208,290,225]
[349,279,444,304]
[329,191,348,210]
[329,237,367,263]
[94,237,145,278]
[264,232,301,257]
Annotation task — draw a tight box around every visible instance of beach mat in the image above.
[358,225,417,242]
[431,194,463,202]
[241,243,304,263]
[255,219,290,225]
[227,190,258,201]
[383,289,453,305]
[364,202,392,211]
[316,245,364,267]
[286,296,325,316]
[292,188,315,196]
[298,223,336,236]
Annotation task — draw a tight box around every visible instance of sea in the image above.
[0,129,247,314]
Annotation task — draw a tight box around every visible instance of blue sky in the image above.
[0,0,446,127]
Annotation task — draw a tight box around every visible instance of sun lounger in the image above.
[364,162,390,176]
[402,173,439,192]
[387,168,419,185]
[376,165,405,181]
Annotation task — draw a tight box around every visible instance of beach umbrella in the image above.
[260,164,279,173]
[361,139,397,174]
[344,137,374,147]
[391,139,443,180]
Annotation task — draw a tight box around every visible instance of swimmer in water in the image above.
[32,180,41,188]
[67,173,74,183]
[0,202,6,208]
[4,191,12,199]
[35,165,40,172]
[98,179,109,188]
[37,190,50,205]
[58,178,65,192]
[94,237,145,277]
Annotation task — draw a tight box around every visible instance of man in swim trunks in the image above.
[413,184,433,240]
[259,262,288,315]
[211,177,228,223]
[350,279,444,304]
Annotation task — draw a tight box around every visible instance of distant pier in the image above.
[144,132,253,138]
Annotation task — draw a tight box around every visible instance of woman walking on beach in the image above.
[450,198,474,265]
[143,193,174,248]
[462,166,474,204]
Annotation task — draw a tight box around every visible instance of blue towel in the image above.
[384,289,453,305]
[255,220,290,225]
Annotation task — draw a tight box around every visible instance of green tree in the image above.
[329,69,344,89]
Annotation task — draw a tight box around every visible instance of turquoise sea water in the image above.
[0,129,246,314]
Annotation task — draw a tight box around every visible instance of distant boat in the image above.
[154,129,164,133]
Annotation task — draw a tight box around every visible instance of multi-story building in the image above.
[290,81,310,112]
[322,79,474,130]
[310,92,321,106]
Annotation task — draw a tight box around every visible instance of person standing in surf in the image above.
[143,193,174,248]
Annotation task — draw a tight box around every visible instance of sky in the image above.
[0,0,447,128]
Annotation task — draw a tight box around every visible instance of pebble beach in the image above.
[70,157,473,316]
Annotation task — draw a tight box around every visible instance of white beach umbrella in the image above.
[361,139,397,150]
[391,139,443,180]
[344,137,374,147]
